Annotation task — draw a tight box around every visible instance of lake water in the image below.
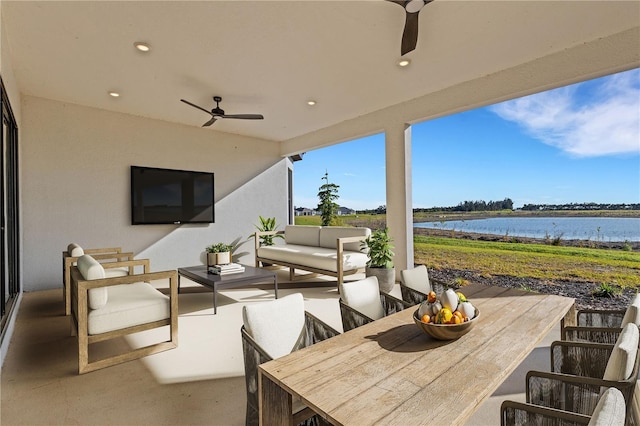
[414,217,640,242]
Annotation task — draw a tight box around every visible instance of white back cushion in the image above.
[243,293,306,359]
[76,255,109,310]
[400,265,431,293]
[621,293,640,327]
[284,226,321,247]
[340,276,385,320]
[68,243,84,257]
[588,387,626,426]
[319,227,371,251]
[603,322,639,381]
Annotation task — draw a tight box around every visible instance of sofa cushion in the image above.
[243,293,305,359]
[87,282,170,335]
[284,225,321,247]
[68,243,84,257]
[258,244,368,272]
[588,387,626,426]
[340,276,385,320]
[77,255,109,310]
[319,227,371,251]
[621,293,640,327]
[400,265,431,294]
[603,322,639,381]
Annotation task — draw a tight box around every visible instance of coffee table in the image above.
[177,265,277,314]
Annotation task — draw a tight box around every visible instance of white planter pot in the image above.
[207,251,231,266]
[365,267,396,293]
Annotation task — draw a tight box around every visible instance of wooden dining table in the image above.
[258,283,576,426]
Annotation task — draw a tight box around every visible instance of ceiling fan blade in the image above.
[401,11,419,55]
[221,114,264,120]
[181,99,212,115]
[202,117,217,127]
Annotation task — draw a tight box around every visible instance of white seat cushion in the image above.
[319,226,370,251]
[243,293,305,359]
[603,322,639,381]
[68,243,84,257]
[77,255,109,309]
[258,244,367,272]
[621,293,640,327]
[104,267,129,278]
[284,226,321,247]
[87,282,170,335]
[340,276,385,320]
[400,265,431,293]
[588,387,626,426]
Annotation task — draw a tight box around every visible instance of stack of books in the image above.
[208,263,245,275]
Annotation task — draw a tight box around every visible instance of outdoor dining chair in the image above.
[527,322,640,424]
[501,386,626,425]
[562,293,640,344]
[241,293,339,426]
[339,276,411,332]
[399,264,448,305]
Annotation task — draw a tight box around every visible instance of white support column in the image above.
[385,122,413,274]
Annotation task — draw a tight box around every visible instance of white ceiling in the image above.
[2,1,639,147]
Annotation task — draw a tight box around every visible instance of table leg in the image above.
[274,275,278,299]
[213,284,218,315]
[259,370,293,426]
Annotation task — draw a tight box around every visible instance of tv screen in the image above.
[131,166,214,225]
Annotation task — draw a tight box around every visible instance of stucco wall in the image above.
[21,96,288,291]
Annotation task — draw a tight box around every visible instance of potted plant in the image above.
[249,216,284,267]
[250,216,284,247]
[206,242,233,266]
[361,227,395,293]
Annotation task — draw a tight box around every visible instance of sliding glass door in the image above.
[0,76,20,333]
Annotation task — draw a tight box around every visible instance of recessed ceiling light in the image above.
[108,91,120,98]
[307,100,317,106]
[398,58,411,67]
[134,42,151,52]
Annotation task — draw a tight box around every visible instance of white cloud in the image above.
[490,69,640,157]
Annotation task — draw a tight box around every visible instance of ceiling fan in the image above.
[180,96,264,127]
[388,0,434,56]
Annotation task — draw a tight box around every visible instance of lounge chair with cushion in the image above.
[339,276,411,332]
[62,243,134,315]
[241,293,339,426]
[70,254,178,374]
[399,264,448,305]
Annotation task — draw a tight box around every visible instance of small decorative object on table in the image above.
[413,288,480,340]
[209,263,245,275]
[206,242,233,267]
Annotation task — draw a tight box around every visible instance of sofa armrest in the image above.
[101,257,150,275]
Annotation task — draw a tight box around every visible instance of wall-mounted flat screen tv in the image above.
[131,166,214,225]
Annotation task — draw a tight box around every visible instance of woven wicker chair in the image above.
[339,276,411,332]
[241,293,339,426]
[526,323,640,424]
[398,264,449,306]
[562,294,640,344]
[501,386,626,426]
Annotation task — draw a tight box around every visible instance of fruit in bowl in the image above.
[414,289,480,340]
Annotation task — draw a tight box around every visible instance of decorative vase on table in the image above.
[207,251,231,267]
[361,227,395,293]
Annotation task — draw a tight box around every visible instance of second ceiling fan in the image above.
[388,0,434,56]
[180,96,264,127]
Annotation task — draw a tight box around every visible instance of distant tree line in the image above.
[521,202,640,211]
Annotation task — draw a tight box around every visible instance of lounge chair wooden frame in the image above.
[70,258,178,374]
[62,246,134,315]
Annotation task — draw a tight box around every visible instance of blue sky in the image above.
[293,68,640,210]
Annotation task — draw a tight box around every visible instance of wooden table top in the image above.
[259,283,575,426]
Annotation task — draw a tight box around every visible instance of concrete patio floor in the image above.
[1,268,559,425]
